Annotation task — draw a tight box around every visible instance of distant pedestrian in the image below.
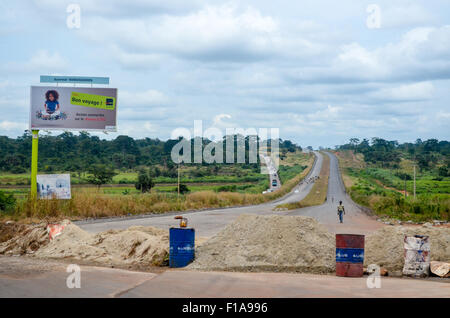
[337,201,345,223]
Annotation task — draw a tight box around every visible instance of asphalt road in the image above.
[78,151,381,236]
[260,154,281,192]
[77,151,325,237]
[0,256,448,298]
[77,152,382,237]
[285,152,382,235]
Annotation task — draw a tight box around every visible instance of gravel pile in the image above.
[34,222,170,267]
[189,214,336,273]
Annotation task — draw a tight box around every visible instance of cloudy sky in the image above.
[1,0,449,148]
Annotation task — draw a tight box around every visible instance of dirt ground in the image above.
[1,217,449,275]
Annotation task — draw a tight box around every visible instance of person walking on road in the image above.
[337,201,345,223]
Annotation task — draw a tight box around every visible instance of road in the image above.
[0,256,448,297]
[285,152,382,234]
[77,151,325,236]
[77,151,381,236]
[260,154,281,192]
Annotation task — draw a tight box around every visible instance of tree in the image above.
[0,190,16,212]
[176,184,190,194]
[86,164,117,188]
[135,169,155,193]
[349,138,360,149]
[438,166,449,177]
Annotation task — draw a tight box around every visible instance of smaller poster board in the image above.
[36,174,71,199]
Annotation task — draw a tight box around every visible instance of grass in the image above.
[276,152,330,210]
[1,152,315,221]
[334,150,450,222]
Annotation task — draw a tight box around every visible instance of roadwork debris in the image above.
[365,225,450,272]
[430,261,450,278]
[189,214,336,273]
[34,222,170,267]
[0,222,48,255]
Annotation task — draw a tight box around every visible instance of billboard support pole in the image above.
[31,130,39,198]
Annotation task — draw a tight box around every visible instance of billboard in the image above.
[30,86,117,131]
[36,174,71,199]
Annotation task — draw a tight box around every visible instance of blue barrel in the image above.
[169,228,195,268]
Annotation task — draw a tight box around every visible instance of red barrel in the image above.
[336,234,365,277]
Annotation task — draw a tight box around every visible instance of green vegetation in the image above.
[0,132,304,187]
[0,190,16,213]
[336,137,450,222]
[6,153,313,220]
[0,130,314,219]
[177,184,190,195]
[135,169,155,193]
[86,164,118,188]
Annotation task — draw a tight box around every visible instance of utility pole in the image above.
[404,176,407,199]
[177,164,180,197]
[31,130,39,198]
[413,164,416,199]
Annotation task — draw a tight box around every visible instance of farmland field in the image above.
[0,151,314,220]
[335,150,450,222]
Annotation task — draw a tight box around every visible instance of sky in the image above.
[0,0,449,148]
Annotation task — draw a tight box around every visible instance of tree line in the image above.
[0,131,301,174]
[338,137,450,174]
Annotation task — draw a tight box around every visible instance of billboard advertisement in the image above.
[30,86,117,131]
[36,174,71,199]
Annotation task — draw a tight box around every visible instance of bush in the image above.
[135,170,155,193]
[438,166,449,177]
[216,185,237,192]
[174,184,190,194]
[0,190,16,212]
[10,166,26,174]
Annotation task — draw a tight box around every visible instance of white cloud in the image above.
[79,4,280,62]
[0,121,27,131]
[32,0,200,17]
[3,50,67,73]
[212,113,234,128]
[1,1,450,147]
[119,89,168,107]
[381,4,434,28]
[370,82,435,101]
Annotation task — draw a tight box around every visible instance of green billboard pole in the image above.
[30,130,39,198]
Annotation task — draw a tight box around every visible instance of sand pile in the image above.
[0,222,48,255]
[365,225,450,271]
[34,222,170,267]
[188,214,335,273]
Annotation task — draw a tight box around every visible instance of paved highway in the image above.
[286,152,382,234]
[260,153,281,192]
[77,151,381,237]
[0,256,448,298]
